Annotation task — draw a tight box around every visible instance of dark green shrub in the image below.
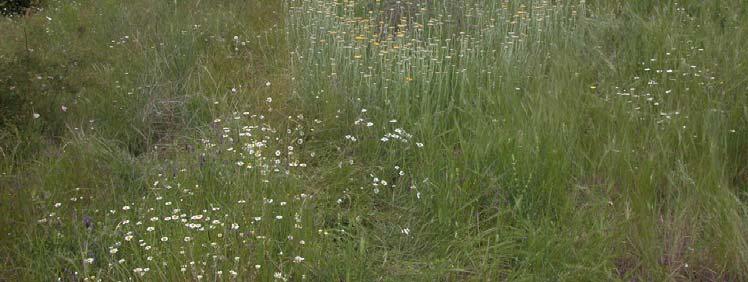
[1,0,39,16]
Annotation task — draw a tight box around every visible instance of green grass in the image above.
[1,0,747,281]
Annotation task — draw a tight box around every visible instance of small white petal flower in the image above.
[401,228,411,235]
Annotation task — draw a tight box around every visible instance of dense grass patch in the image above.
[1,0,747,280]
[288,1,747,279]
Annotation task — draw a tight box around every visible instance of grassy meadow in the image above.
[1,0,747,280]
